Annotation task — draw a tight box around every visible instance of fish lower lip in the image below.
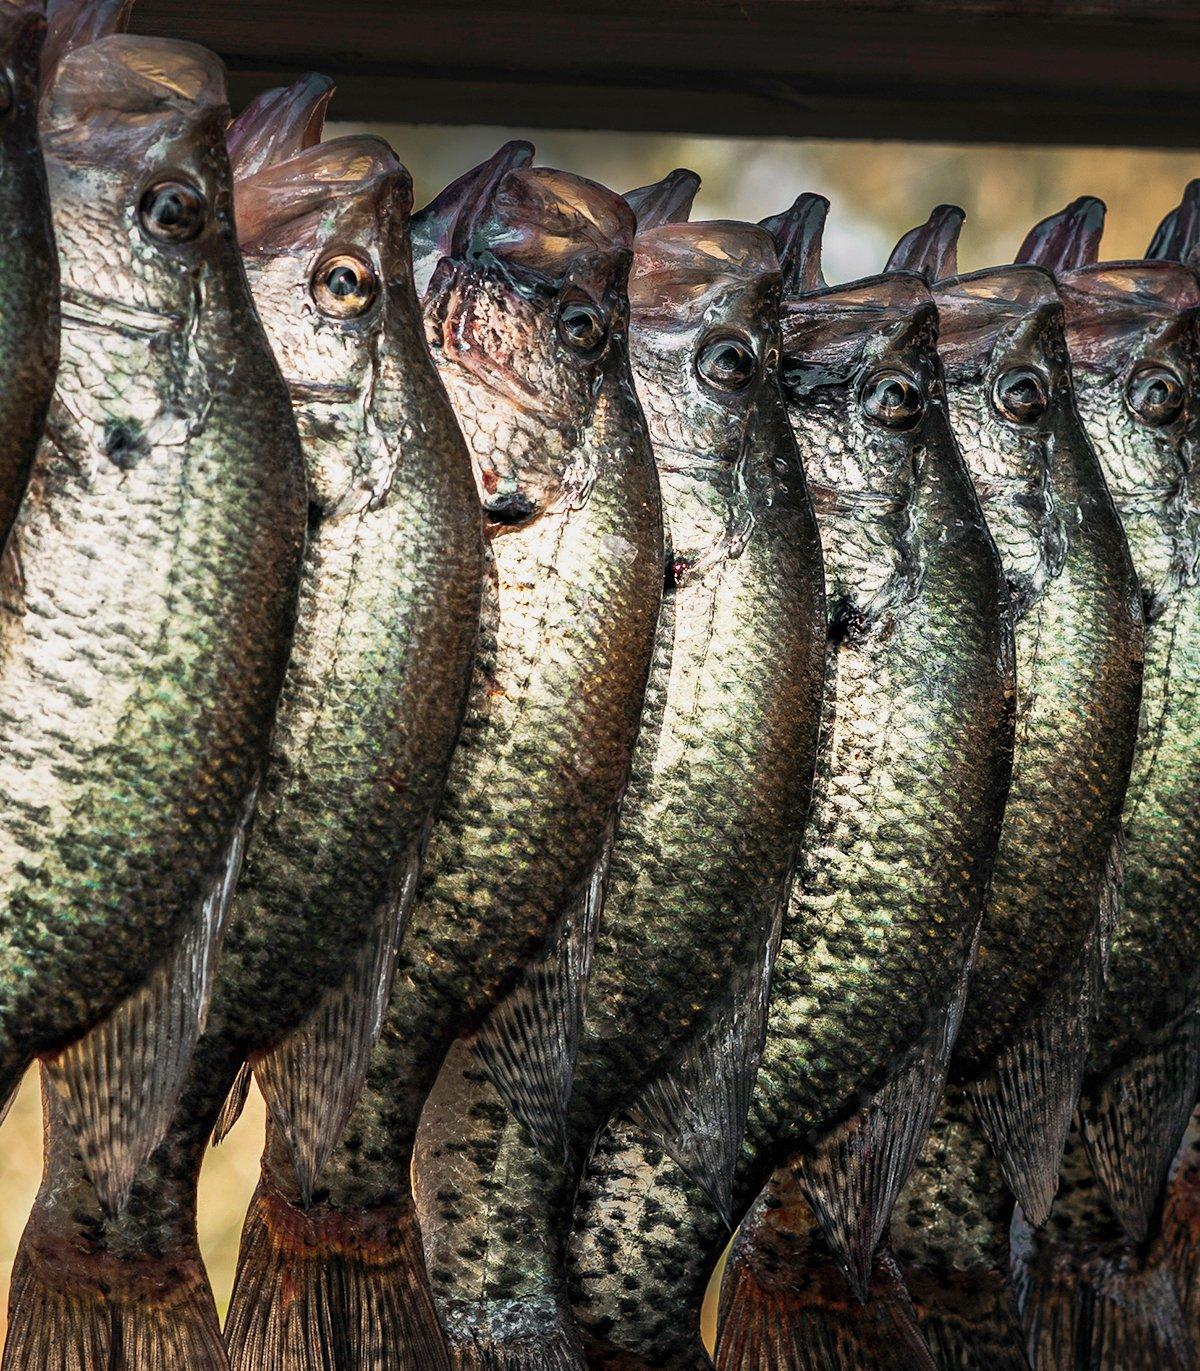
[60,288,185,337]
[288,380,362,404]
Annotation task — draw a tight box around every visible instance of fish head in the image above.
[420,161,636,529]
[0,2,47,170]
[627,219,790,574]
[234,80,415,513]
[39,34,236,325]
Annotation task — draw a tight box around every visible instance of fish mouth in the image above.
[287,379,363,405]
[652,441,737,475]
[60,286,185,337]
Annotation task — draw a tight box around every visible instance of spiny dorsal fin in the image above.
[1016,196,1105,272]
[410,139,535,297]
[623,168,701,231]
[1148,180,1200,265]
[761,192,829,296]
[41,0,131,93]
[227,73,334,181]
[886,204,965,282]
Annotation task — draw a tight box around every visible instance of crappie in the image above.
[0,31,306,1216]
[3,76,483,1370]
[223,150,663,1371]
[1011,191,1200,1369]
[569,195,1015,1369]
[411,208,827,1371]
[0,0,57,553]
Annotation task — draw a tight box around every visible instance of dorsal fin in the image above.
[227,74,334,180]
[623,168,701,231]
[1147,180,1200,265]
[41,0,132,93]
[410,140,535,296]
[1016,197,1105,272]
[760,193,829,296]
[886,204,965,281]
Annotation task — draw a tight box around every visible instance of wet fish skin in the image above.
[0,1,58,554]
[569,207,1015,1367]
[0,35,306,1202]
[4,90,486,1368]
[411,217,827,1370]
[224,161,663,1371]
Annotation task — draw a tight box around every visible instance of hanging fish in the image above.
[568,194,1015,1369]
[410,203,827,1371]
[222,150,663,1371]
[1009,190,1200,1369]
[0,14,307,1223]
[0,0,57,554]
[3,74,484,1369]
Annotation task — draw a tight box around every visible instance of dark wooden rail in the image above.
[134,2,1200,147]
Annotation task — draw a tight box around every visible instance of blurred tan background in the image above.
[1,123,1198,1347]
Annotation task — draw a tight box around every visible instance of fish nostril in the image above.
[483,491,539,526]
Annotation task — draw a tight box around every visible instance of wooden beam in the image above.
[132,1,1200,147]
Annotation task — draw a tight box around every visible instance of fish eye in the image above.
[138,179,207,245]
[311,252,380,320]
[992,367,1049,425]
[696,336,757,392]
[859,368,925,429]
[1126,364,1185,426]
[557,299,608,358]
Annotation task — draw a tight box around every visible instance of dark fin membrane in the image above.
[410,140,535,297]
[966,837,1120,1228]
[1014,196,1105,271]
[474,841,610,1162]
[1012,1197,1197,1371]
[227,72,335,181]
[760,192,828,297]
[41,801,250,1215]
[42,0,131,92]
[1147,180,1200,264]
[906,1266,1029,1370]
[225,1185,450,1371]
[443,1328,583,1371]
[212,1060,254,1146]
[631,904,784,1226]
[4,1226,225,1371]
[1162,1107,1200,1334]
[716,1187,935,1371]
[1078,1008,1200,1243]
[255,847,420,1205]
[623,169,701,231]
[885,205,965,282]
[789,969,968,1301]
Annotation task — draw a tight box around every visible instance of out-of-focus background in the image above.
[1,123,1198,1345]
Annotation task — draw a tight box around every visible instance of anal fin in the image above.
[254,843,422,1205]
[41,797,251,1215]
[212,1061,254,1146]
[631,903,784,1226]
[474,833,611,1161]
[1078,1006,1200,1243]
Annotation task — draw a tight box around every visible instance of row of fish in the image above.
[0,1,1196,1368]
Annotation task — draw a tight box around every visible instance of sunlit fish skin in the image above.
[569,197,1015,1370]
[223,152,663,1371]
[0,0,57,554]
[0,35,306,1218]
[3,77,485,1370]
[410,216,827,1371]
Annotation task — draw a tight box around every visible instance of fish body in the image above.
[4,83,484,1368]
[0,0,58,553]
[0,34,306,1213]
[412,217,827,1370]
[569,200,1015,1368]
[224,156,663,1371]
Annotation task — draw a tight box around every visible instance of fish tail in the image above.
[1077,1009,1200,1243]
[1011,1131,1197,1370]
[904,1265,1029,1369]
[441,1329,583,1371]
[715,1183,936,1371]
[4,1204,225,1371]
[224,1182,450,1371]
[1162,1106,1200,1335]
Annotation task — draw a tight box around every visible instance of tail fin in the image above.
[4,1214,225,1371]
[904,1267,1029,1370]
[1162,1106,1200,1333]
[716,1185,935,1371]
[442,1329,582,1371]
[224,1183,450,1371]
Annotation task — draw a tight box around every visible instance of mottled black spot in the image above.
[827,596,866,646]
[103,420,147,471]
[1142,585,1166,626]
[483,491,539,526]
